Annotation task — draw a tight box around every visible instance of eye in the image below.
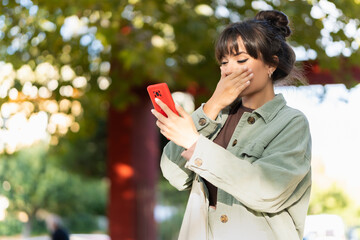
[237,59,248,63]
[221,61,228,65]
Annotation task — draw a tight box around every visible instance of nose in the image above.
[220,62,235,77]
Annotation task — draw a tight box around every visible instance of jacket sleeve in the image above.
[191,103,225,138]
[160,104,225,191]
[185,114,312,213]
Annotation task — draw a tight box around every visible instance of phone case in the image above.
[147,83,178,117]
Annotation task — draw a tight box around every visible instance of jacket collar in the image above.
[223,94,287,124]
[253,93,287,124]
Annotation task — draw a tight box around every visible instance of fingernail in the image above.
[151,109,154,114]
[155,98,159,102]
[247,81,251,84]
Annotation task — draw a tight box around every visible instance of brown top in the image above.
[205,101,253,206]
[181,100,254,206]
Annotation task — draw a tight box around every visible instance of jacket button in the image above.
[232,139,237,147]
[247,116,255,124]
[220,215,228,223]
[198,118,207,126]
[194,158,203,167]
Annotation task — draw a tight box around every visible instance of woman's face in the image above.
[219,38,275,98]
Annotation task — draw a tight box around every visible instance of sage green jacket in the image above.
[160,94,312,240]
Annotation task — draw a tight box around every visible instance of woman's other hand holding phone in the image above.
[151,98,199,149]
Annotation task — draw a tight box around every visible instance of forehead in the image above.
[229,38,246,54]
[222,37,247,59]
[216,24,261,63]
[219,39,248,61]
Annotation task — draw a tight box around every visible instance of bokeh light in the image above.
[0,196,10,221]
[0,58,96,154]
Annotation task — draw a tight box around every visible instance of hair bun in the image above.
[255,10,291,38]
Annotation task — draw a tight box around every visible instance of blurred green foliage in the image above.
[52,94,108,178]
[1,0,360,108]
[308,184,360,228]
[0,143,108,236]
[1,0,359,174]
[0,213,106,236]
[0,214,22,236]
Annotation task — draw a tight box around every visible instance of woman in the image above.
[151,10,312,240]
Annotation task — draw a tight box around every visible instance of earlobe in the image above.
[268,55,278,78]
[267,66,276,79]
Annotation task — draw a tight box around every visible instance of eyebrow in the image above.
[221,51,248,61]
[233,51,247,56]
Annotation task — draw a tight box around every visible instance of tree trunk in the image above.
[107,87,159,240]
[22,215,34,238]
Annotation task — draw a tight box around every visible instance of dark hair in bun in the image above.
[215,10,304,84]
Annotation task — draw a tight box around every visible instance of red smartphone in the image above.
[147,83,179,117]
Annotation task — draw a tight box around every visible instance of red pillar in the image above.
[107,88,159,240]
